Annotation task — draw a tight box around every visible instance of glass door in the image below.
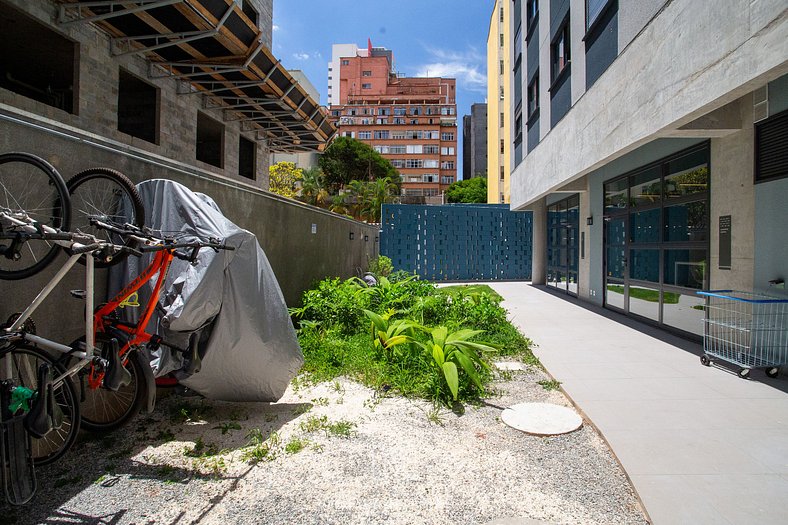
[547,194,579,296]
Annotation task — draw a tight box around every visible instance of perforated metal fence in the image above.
[380,204,532,281]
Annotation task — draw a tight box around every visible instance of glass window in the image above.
[526,0,538,29]
[362,70,372,77]
[551,20,570,81]
[665,149,709,198]
[527,73,539,118]
[605,283,625,309]
[629,249,659,283]
[604,178,628,212]
[586,0,609,30]
[664,249,706,289]
[663,292,705,336]
[629,166,662,207]
[628,285,661,322]
[664,202,707,242]
[630,209,661,244]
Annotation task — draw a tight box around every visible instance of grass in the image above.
[537,379,562,391]
[437,284,503,302]
[299,415,357,438]
[607,285,680,304]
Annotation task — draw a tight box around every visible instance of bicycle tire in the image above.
[65,168,145,267]
[73,340,146,432]
[0,152,71,280]
[0,343,81,465]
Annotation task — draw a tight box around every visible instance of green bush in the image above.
[368,255,394,277]
[293,279,535,404]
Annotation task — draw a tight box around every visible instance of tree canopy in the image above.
[318,136,400,193]
[446,177,487,203]
[268,161,302,199]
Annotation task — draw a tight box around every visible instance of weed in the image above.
[169,400,214,424]
[155,429,176,442]
[214,422,242,435]
[285,437,310,454]
[242,429,281,463]
[299,415,327,433]
[95,474,108,484]
[192,456,227,476]
[497,369,514,381]
[293,404,312,416]
[157,464,176,478]
[108,446,134,460]
[425,405,445,427]
[363,397,381,411]
[264,413,279,423]
[299,415,356,438]
[537,379,562,391]
[183,437,220,458]
[228,409,248,421]
[331,380,345,394]
[311,397,329,407]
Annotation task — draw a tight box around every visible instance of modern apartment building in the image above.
[328,43,458,203]
[487,0,511,203]
[462,103,488,180]
[508,0,788,338]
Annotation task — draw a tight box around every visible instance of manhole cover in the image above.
[501,402,582,436]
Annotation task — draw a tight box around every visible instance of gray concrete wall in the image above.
[618,0,667,51]
[0,113,377,345]
[709,96,755,293]
[511,0,788,210]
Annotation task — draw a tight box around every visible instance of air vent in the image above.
[755,109,788,183]
[753,86,769,123]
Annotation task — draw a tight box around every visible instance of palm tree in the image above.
[368,177,399,223]
[299,167,329,207]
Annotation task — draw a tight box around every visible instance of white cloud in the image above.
[413,46,487,93]
[272,24,280,32]
[292,51,323,61]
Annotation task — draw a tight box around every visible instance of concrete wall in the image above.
[0,113,378,343]
[511,0,788,210]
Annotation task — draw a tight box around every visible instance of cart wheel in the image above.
[700,354,711,367]
[765,367,779,379]
[738,368,750,379]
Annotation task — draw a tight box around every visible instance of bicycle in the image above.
[0,152,144,280]
[73,221,234,432]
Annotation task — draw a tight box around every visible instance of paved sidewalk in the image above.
[488,282,788,525]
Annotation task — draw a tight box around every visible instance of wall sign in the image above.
[719,215,731,270]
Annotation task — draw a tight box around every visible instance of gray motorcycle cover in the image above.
[109,179,303,401]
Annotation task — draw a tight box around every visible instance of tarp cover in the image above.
[109,179,302,402]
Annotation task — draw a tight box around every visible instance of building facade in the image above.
[508,0,788,339]
[487,0,511,203]
[328,43,458,203]
[463,103,488,180]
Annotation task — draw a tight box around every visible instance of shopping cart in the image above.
[696,290,788,378]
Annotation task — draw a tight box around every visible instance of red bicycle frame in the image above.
[88,248,176,387]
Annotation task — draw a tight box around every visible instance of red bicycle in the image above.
[75,220,233,431]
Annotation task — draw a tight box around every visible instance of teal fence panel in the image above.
[380,204,532,281]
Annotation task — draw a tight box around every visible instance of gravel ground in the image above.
[3,365,647,525]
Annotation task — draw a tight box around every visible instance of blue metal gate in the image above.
[380,204,532,281]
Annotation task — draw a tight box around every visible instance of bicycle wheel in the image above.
[0,152,71,280]
[66,168,145,267]
[75,342,146,432]
[0,344,80,465]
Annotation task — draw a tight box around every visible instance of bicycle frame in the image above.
[93,247,176,363]
[2,253,97,385]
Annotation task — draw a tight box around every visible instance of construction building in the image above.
[327,42,458,204]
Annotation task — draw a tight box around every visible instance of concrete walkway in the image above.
[488,282,788,525]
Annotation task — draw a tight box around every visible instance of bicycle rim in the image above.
[66,168,145,267]
[0,344,81,465]
[0,152,70,280]
[79,350,144,432]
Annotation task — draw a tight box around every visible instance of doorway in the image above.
[547,194,579,295]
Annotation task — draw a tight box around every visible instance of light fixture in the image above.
[349,232,354,240]
[586,216,594,226]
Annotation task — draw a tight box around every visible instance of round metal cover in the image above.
[501,403,583,436]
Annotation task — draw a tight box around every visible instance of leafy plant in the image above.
[368,255,393,277]
[537,379,562,391]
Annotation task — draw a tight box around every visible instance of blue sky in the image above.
[273,0,495,178]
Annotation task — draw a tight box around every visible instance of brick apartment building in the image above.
[327,43,458,203]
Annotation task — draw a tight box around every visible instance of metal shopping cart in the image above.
[696,290,788,379]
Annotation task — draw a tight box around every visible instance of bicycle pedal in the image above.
[69,289,87,299]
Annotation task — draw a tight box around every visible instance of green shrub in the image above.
[294,276,537,404]
[368,255,394,277]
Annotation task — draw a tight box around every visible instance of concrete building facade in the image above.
[462,103,488,180]
[487,0,511,203]
[508,0,788,339]
[0,0,380,345]
[328,43,458,203]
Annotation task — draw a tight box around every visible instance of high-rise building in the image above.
[463,103,488,180]
[508,0,787,337]
[487,0,511,203]
[328,42,458,203]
